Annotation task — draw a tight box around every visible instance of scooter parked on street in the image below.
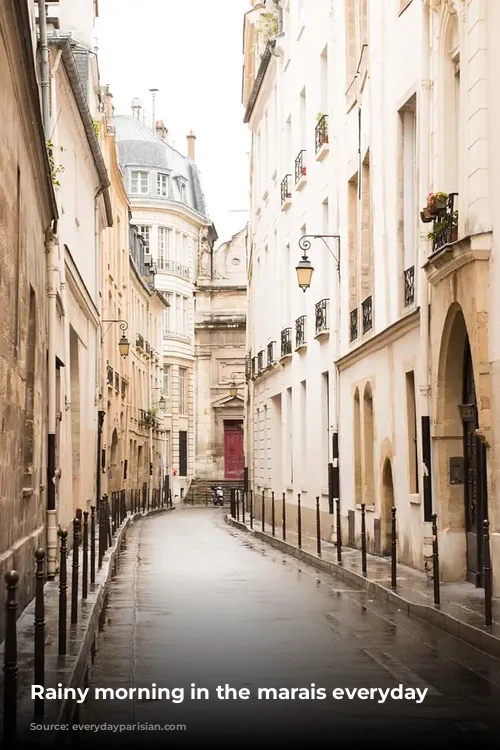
[211,486,224,506]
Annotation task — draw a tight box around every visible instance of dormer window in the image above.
[179,183,186,202]
[157,172,169,197]
[131,170,149,195]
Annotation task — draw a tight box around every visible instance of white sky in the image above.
[95,0,250,244]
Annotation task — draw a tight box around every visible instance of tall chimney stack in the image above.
[187,130,196,161]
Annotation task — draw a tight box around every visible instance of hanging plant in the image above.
[427,210,458,243]
[46,140,65,187]
[421,191,449,222]
[92,118,100,140]
[258,12,279,46]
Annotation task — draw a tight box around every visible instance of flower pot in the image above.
[420,209,434,223]
[301,167,307,176]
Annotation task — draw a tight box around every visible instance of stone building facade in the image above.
[113,115,218,500]
[243,0,500,594]
[0,0,57,636]
[194,227,247,485]
[100,104,167,505]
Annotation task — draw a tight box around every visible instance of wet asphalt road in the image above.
[76,509,500,745]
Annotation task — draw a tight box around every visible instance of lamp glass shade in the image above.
[230,383,238,398]
[119,334,130,358]
[159,395,167,409]
[296,257,314,291]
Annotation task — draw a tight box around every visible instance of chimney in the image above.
[187,130,196,161]
[156,120,168,142]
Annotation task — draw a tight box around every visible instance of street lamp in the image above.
[151,387,167,409]
[102,320,130,358]
[229,373,241,398]
[295,235,340,291]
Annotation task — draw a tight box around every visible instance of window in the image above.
[175,294,181,333]
[163,294,173,335]
[179,368,187,414]
[163,364,170,396]
[23,288,36,487]
[157,172,169,197]
[286,387,293,483]
[300,381,307,482]
[399,96,417,279]
[321,372,330,485]
[138,226,150,252]
[179,431,187,476]
[157,227,171,269]
[406,371,419,494]
[179,183,186,202]
[320,46,328,112]
[131,171,149,194]
[182,296,188,335]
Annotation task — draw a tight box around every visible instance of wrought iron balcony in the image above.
[114,371,120,392]
[295,315,307,349]
[315,115,329,154]
[245,353,252,380]
[315,299,329,335]
[404,266,415,307]
[267,341,276,366]
[362,296,373,334]
[121,377,127,398]
[281,175,292,206]
[422,192,458,253]
[145,341,151,355]
[295,150,306,184]
[136,333,144,350]
[159,259,190,279]
[350,308,358,342]
[107,364,113,386]
[252,356,258,377]
[281,327,292,357]
[258,350,265,371]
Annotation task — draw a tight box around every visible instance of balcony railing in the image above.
[350,308,358,342]
[404,266,415,307]
[315,115,329,154]
[281,175,292,206]
[424,192,458,253]
[267,341,276,366]
[158,259,190,279]
[362,296,373,334]
[114,372,120,392]
[107,364,113,386]
[295,315,306,349]
[258,350,265,372]
[315,299,329,335]
[145,341,151,356]
[136,333,144,350]
[281,327,292,357]
[252,356,258,377]
[121,377,127,398]
[295,150,306,184]
[245,353,252,380]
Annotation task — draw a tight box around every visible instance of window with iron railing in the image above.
[245,354,252,380]
[252,356,258,377]
[350,308,358,342]
[267,341,276,366]
[281,327,292,357]
[404,266,415,307]
[295,150,306,184]
[258,350,265,371]
[281,175,292,205]
[115,372,120,392]
[136,333,144,350]
[121,377,126,398]
[362,296,373,334]
[315,299,329,334]
[295,315,306,348]
[107,364,113,386]
[315,115,329,153]
[424,192,458,253]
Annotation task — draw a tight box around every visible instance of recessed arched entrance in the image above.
[436,305,489,586]
[110,428,119,490]
[381,459,394,557]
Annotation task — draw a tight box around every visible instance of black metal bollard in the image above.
[90,506,96,585]
[271,491,275,537]
[335,497,342,564]
[484,519,493,627]
[361,503,367,576]
[98,498,105,568]
[82,511,89,600]
[71,517,81,625]
[58,530,68,656]
[250,490,253,529]
[3,571,19,744]
[316,497,322,557]
[282,492,286,541]
[261,491,265,532]
[34,549,45,719]
[230,489,235,518]
[236,490,240,521]
[297,494,302,549]
[391,507,397,589]
[241,490,245,524]
[106,495,112,547]
[431,513,440,605]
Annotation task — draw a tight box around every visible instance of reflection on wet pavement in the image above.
[77,509,500,744]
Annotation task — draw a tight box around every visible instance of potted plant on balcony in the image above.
[426,210,458,244]
[316,112,329,143]
[420,192,449,222]
[143,405,160,429]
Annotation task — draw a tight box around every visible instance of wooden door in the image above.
[224,422,244,480]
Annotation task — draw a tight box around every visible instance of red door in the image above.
[224,422,244,480]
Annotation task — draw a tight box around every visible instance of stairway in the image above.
[184,478,244,506]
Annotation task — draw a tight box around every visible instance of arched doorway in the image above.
[462,339,488,586]
[381,459,394,557]
[110,429,119,490]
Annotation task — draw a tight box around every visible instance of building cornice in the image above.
[243,40,276,124]
[49,37,113,227]
[128,198,211,229]
[336,309,420,372]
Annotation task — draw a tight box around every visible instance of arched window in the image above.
[363,382,375,505]
[354,388,362,503]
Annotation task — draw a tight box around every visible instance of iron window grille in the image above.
[281,175,292,205]
[315,299,329,334]
[404,266,415,307]
[350,308,358,342]
[362,296,373,334]
[281,327,292,357]
[315,115,329,153]
[295,315,307,348]
[267,341,276,365]
[295,150,306,184]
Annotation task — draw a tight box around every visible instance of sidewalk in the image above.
[226,513,500,659]
[0,505,174,741]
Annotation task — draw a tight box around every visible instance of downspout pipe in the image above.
[419,0,433,527]
[38,0,50,138]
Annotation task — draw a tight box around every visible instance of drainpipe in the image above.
[419,0,433,563]
[38,0,50,137]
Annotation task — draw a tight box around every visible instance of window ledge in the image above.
[281,197,292,212]
[314,329,330,342]
[409,493,421,505]
[295,343,307,353]
[280,352,292,363]
[316,142,330,162]
[295,174,307,192]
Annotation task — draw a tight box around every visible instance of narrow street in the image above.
[76,509,500,744]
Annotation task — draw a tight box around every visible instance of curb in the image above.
[14,506,174,741]
[225,515,500,660]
